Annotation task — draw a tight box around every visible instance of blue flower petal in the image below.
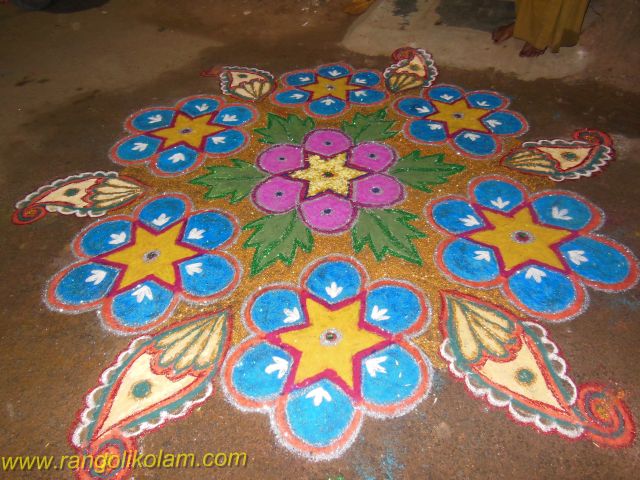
[531,194,594,230]
[204,129,246,154]
[304,260,362,304]
[482,111,525,135]
[179,97,220,117]
[508,266,578,315]
[308,97,346,116]
[80,220,133,256]
[155,145,199,174]
[54,262,119,306]
[427,85,463,103]
[179,254,235,298]
[350,71,381,87]
[453,130,497,157]
[250,288,305,333]
[182,211,234,250]
[365,285,422,334]
[466,92,504,110]
[317,65,350,79]
[361,344,423,406]
[396,97,434,117]
[430,199,485,234]
[560,237,632,285]
[231,342,292,400]
[285,379,355,447]
[214,106,254,127]
[473,179,524,212]
[138,196,187,231]
[442,238,500,283]
[408,119,447,143]
[275,89,310,104]
[110,280,174,328]
[349,89,385,105]
[131,109,175,131]
[285,72,315,87]
[115,135,162,162]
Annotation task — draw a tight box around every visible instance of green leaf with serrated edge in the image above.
[389,151,465,192]
[190,159,266,204]
[352,209,426,265]
[341,109,398,143]
[254,113,315,144]
[243,210,314,275]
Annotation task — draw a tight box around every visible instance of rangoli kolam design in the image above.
[12,47,638,477]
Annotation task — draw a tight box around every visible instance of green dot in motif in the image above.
[516,368,535,385]
[131,380,152,399]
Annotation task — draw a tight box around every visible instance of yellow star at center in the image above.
[102,222,199,289]
[151,113,224,149]
[428,99,489,135]
[278,296,387,389]
[289,153,366,197]
[299,76,361,101]
[468,207,573,271]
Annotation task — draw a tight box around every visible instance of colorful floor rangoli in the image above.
[12,47,639,478]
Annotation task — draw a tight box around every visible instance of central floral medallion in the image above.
[252,128,405,234]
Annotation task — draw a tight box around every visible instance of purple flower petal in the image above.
[257,145,304,174]
[299,193,355,233]
[252,176,302,213]
[352,174,404,207]
[304,129,352,157]
[349,142,396,172]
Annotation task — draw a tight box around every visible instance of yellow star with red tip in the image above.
[289,153,366,197]
[278,296,387,389]
[102,222,199,289]
[469,207,573,271]
[151,113,224,149]
[299,76,362,101]
[427,99,489,135]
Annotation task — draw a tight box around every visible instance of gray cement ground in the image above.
[1,1,639,479]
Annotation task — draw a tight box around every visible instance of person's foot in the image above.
[492,23,515,43]
[519,42,546,57]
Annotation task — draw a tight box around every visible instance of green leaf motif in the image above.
[190,159,266,204]
[254,113,315,144]
[243,210,314,275]
[341,109,398,143]
[352,209,426,265]
[389,151,465,192]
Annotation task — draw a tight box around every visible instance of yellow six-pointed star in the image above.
[102,222,199,289]
[299,76,362,101]
[289,153,366,197]
[469,207,573,271]
[278,297,387,388]
[151,113,224,149]
[428,99,489,135]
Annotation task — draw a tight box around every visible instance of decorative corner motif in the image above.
[219,66,275,102]
[12,171,144,225]
[384,47,438,93]
[501,129,615,181]
[439,292,635,448]
[71,311,230,480]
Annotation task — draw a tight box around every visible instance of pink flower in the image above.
[251,129,405,233]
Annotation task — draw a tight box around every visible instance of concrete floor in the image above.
[1,0,639,479]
